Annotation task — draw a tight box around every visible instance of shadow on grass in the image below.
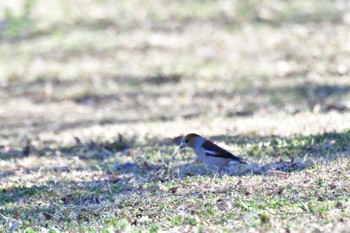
[2,129,350,162]
[267,84,350,112]
[0,161,304,207]
[0,179,126,226]
[1,129,349,223]
[1,74,349,115]
[2,130,349,190]
[0,135,132,161]
[210,130,350,160]
[1,73,182,103]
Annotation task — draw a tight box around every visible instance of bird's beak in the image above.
[179,141,187,149]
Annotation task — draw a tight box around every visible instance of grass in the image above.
[1,0,350,232]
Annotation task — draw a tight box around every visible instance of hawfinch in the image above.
[179,133,246,168]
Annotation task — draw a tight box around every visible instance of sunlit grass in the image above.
[1,0,350,232]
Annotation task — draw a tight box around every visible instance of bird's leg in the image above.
[218,168,224,178]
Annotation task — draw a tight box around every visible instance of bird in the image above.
[179,133,246,169]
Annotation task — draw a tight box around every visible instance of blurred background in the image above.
[1,0,350,141]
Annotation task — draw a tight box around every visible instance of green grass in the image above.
[1,0,350,232]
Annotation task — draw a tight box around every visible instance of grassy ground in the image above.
[1,0,350,232]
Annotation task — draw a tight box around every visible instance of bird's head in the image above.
[179,133,202,149]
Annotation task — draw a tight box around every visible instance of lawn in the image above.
[1,0,350,232]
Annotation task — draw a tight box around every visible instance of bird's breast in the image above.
[193,146,206,161]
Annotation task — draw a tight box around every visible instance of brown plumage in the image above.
[180,133,246,168]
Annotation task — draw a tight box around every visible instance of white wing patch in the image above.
[205,149,218,156]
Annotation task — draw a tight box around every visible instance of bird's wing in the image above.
[203,140,246,164]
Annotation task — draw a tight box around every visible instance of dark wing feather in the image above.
[202,140,246,164]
